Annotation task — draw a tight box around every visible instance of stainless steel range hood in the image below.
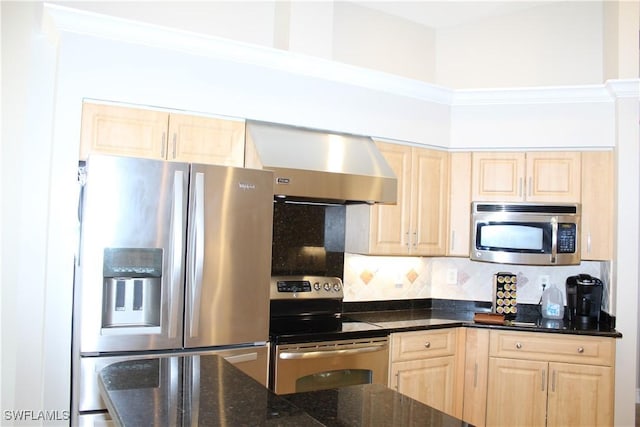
[245,121,397,204]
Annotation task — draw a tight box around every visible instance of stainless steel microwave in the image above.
[470,202,580,265]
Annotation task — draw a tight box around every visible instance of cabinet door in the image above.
[581,151,613,260]
[390,356,457,416]
[448,152,471,256]
[526,152,581,202]
[168,114,245,166]
[463,329,489,427]
[80,103,169,160]
[472,152,526,201]
[546,362,613,427]
[486,357,547,427]
[367,142,412,254]
[412,148,449,255]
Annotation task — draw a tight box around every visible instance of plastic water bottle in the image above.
[541,283,565,320]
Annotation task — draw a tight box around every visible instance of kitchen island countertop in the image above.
[99,354,471,427]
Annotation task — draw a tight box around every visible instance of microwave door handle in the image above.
[551,220,558,263]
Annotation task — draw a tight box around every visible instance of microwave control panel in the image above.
[557,223,577,253]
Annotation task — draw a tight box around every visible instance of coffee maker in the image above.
[565,274,603,328]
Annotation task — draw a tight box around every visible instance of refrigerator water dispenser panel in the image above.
[102,248,162,329]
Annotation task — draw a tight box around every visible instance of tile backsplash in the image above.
[344,254,610,312]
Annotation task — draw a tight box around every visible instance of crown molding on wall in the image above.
[41,3,454,105]
[42,3,632,109]
[606,79,640,99]
[451,85,616,105]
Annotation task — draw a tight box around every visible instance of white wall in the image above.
[435,1,604,89]
[50,1,610,88]
[332,2,437,82]
[50,0,279,48]
[1,1,62,422]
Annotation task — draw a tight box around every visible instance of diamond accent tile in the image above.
[406,269,419,284]
[360,270,374,284]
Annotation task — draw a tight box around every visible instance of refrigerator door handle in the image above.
[168,170,184,339]
[189,172,205,337]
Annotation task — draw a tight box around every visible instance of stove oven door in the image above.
[273,337,388,394]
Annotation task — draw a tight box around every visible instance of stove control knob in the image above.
[333,282,341,292]
[313,282,321,291]
[323,282,331,291]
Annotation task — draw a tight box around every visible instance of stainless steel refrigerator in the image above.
[71,154,274,425]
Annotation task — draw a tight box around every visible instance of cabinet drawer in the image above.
[391,329,457,361]
[490,330,615,366]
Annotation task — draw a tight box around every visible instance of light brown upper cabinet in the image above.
[472,152,581,203]
[581,151,614,260]
[448,152,472,256]
[80,102,245,166]
[346,142,449,256]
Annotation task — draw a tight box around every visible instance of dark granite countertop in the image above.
[342,299,622,339]
[99,354,471,427]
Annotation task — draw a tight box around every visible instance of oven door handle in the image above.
[279,344,386,360]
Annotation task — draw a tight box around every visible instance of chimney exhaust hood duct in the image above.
[245,121,397,204]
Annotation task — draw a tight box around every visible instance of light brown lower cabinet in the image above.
[388,328,464,419]
[484,330,614,427]
[462,328,489,426]
[389,328,615,427]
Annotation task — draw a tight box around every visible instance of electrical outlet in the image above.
[395,274,403,288]
[446,269,458,285]
[539,275,550,288]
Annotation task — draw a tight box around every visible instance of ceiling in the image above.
[356,1,551,29]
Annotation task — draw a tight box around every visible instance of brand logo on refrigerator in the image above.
[238,182,256,190]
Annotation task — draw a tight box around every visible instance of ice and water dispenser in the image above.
[102,248,163,329]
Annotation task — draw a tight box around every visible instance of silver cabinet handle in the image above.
[412,231,417,247]
[424,342,431,348]
[450,230,456,251]
[473,362,478,387]
[515,342,522,349]
[541,370,546,391]
[551,370,556,392]
[519,177,523,198]
[405,231,410,249]
[528,176,533,197]
[577,347,585,353]
[172,133,177,159]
